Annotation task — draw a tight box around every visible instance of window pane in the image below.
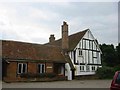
[116,73,120,84]
[42,64,45,73]
[23,64,26,73]
[38,64,40,73]
[18,64,22,73]
[38,64,45,73]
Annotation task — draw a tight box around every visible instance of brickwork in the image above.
[28,62,37,74]
[3,61,56,82]
[7,62,17,78]
[46,63,53,73]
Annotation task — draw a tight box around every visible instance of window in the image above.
[18,63,27,74]
[80,66,84,72]
[115,73,120,84]
[92,66,96,71]
[79,50,83,56]
[38,64,45,73]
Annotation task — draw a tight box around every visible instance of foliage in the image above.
[20,73,57,78]
[100,43,120,67]
[96,66,115,79]
[45,73,56,78]
[20,72,36,78]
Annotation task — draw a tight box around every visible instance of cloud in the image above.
[0,2,118,46]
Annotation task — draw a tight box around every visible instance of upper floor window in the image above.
[38,64,45,73]
[17,63,27,74]
[79,49,83,56]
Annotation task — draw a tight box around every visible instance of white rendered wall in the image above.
[65,63,72,80]
[69,30,102,76]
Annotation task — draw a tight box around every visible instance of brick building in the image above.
[2,21,102,82]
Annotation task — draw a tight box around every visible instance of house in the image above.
[2,21,102,82]
[2,41,68,82]
[45,21,102,80]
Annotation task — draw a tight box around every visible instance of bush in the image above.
[113,65,120,72]
[96,66,115,79]
[36,73,46,78]
[20,72,36,78]
[45,73,56,78]
[20,73,57,78]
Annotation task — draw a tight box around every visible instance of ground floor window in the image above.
[92,66,96,71]
[17,63,27,74]
[80,66,84,72]
[38,64,45,73]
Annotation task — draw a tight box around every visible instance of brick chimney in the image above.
[49,34,55,43]
[62,21,69,51]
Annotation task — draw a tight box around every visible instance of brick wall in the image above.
[3,61,54,82]
[28,62,37,74]
[7,61,17,78]
[46,63,53,73]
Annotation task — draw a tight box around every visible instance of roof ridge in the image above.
[69,29,89,37]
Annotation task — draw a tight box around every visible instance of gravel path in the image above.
[2,80,112,88]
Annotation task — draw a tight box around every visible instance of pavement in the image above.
[2,80,112,88]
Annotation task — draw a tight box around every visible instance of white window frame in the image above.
[17,63,27,74]
[78,49,83,56]
[91,66,96,71]
[80,65,84,72]
[38,64,45,74]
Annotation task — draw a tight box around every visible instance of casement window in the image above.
[79,49,83,56]
[38,64,45,73]
[92,66,96,71]
[80,66,84,72]
[18,63,27,74]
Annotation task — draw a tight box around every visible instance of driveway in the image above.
[2,80,112,88]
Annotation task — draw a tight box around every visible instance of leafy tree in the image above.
[100,44,117,67]
[116,43,120,64]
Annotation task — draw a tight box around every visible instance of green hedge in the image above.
[96,66,120,79]
[20,73,57,78]
[96,66,114,79]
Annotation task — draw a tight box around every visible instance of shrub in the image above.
[20,72,36,78]
[20,73,57,79]
[45,73,56,78]
[96,66,115,79]
[113,65,120,72]
[36,73,46,78]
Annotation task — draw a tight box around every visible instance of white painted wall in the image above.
[69,30,102,76]
[65,63,72,80]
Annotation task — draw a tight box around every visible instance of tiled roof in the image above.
[45,29,88,51]
[2,40,66,63]
[2,29,88,70]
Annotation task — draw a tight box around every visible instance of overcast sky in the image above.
[0,1,119,46]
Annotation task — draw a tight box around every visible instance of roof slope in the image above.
[45,29,88,51]
[2,40,66,63]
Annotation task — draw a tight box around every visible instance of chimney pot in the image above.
[49,34,55,43]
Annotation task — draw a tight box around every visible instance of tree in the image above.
[116,43,120,64]
[100,44,117,67]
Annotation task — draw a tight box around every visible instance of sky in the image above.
[0,0,119,46]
